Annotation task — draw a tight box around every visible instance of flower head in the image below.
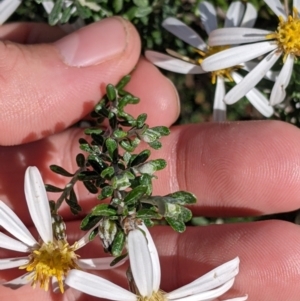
[145,1,274,121]
[202,0,299,106]
[0,166,121,293]
[65,223,247,301]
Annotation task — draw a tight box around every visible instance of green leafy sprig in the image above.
[46,75,196,257]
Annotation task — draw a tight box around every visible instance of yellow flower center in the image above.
[266,8,300,60]
[20,240,79,293]
[196,46,240,84]
[137,291,166,301]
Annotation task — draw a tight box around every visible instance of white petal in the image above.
[199,1,218,34]
[166,257,239,300]
[75,227,96,250]
[0,0,21,25]
[240,3,257,28]
[202,41,277,72]
[0,232,31,253]
[128,228,153,297]
[162,17,207,50]
[222,296,248,301]
[213,76,226,122]
[77,257,127,270]
[224,1,244,27]
[139,223,161,292]
[294,0,300,15]
[208,28,272,46]
[52,277,61,294]
[65,270,136,301]
[0,257,29,269]
[0,201,37,247]
[242,61,279,81]
[3,272,32,289]
[24,166,53,243]
[264,0,287,20]
[270,54,294,106]
[231,72,274,117]
[42,1,54,14]
[145,51,205,74]
[169,278,235,301]
[224,50,281,104]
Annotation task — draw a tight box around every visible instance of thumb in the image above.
[0,17,141,145]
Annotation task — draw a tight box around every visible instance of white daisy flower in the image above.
[201,0,300,106]
[0,166,122,293]
[65,223,247,301]
[0,0,21,25]
[145,1,274,121]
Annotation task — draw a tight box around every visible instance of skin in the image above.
[0,18,300,301]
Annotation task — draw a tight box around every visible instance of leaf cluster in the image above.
[46,75,196,257]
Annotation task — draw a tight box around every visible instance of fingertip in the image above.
[126,57,180,127]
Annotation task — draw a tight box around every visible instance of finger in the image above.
[0,22,66,43]
[124,57,180,127]
[1,120,300,224]
[0,17,141,145]
[0,220,299,301]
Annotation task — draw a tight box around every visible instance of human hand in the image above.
[0,16,300,301]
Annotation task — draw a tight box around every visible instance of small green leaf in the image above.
[101,166,115,179]
[74,0,92,18]
[81,214,101,230]
[98,186,114,200]
[123,6,138,21]
[45,184,64,193]
[135,6,152,17]
[130,150,150,167]
[83,181,98,194]
[106,84,117,101]
[76,153,85,168]
[123,152,131,164]
[116,75,131,90]
[105,138,118,161]
[143,218,154,227]
[181,207,193,222]
[65,189,81,215]
[124,185,147,205]
[84,128,103,135]
[148,140,162,150]
[78,170,99,181]
[48,0,63,25]
[136,208,162,219]
[91,204,117,217]
[133,0,148,7]
[110,253,128,266]
[50,165,74,177]
[151,126,170,136]
[111,231,125,256]
[79,138,93,152]
[165,217,186,233]
[139,174,152,195]
[136,113,147,128]
[89,228,99,241]
[113,0,123,13]
[120,140,135,152]
[113,129,127,139]
[166,191,197,205]
[60,6,73,23]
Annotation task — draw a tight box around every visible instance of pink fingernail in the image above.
[54,17,127,67]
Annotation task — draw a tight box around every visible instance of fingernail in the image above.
[54,17,128,67]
